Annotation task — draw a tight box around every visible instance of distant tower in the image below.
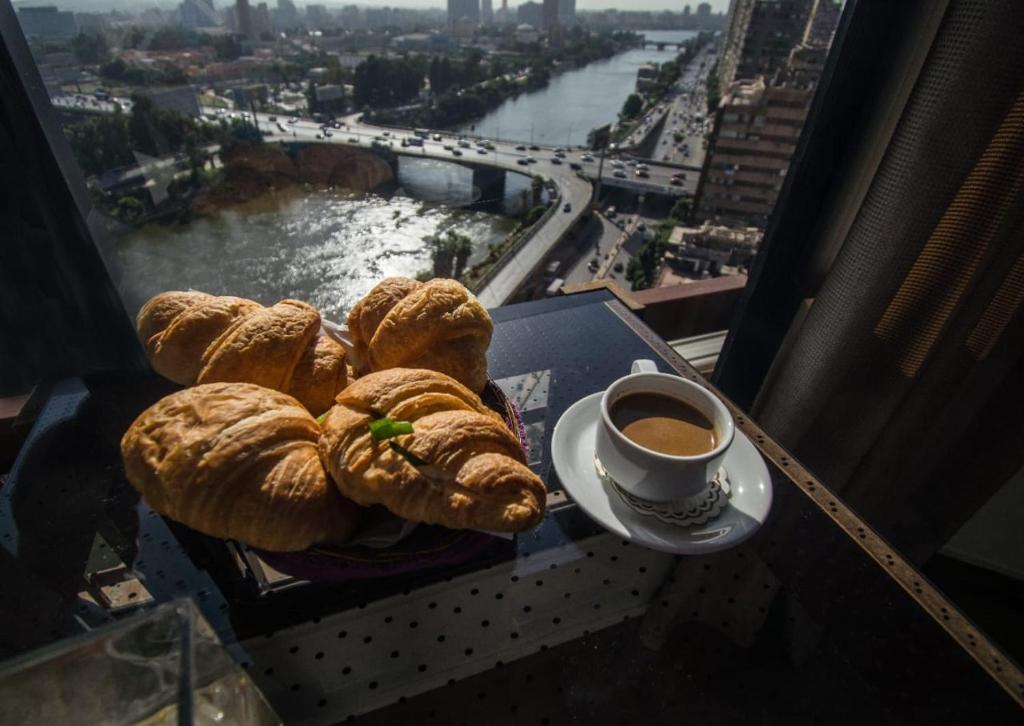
[482,0,493,25]
[542,0,558,32]
[235,0,254,38]
[446,0,480,29]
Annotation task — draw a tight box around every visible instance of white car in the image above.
[458,140,471,148]
[611,160,625,168]
[580,154,594,162]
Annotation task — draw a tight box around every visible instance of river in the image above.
[114,157,530,321]
[458,30,697,147]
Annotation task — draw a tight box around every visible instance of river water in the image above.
[458,30,697,147]
[115,157,528,321]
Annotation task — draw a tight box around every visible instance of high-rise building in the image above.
[275,0,298,28]
[447,0,479,28]
[305,3,331,29]
[735,0,814,81]
[804,0,842,45]
[558,0,576,26]
[717,0,755,98]
[16,6,78,38]
[181,0,219,29]
[517,1,543,28]
[481,0,493,25]
[696,2,712,21]
[542,0,559,32]
[695,77,814,228]
[235,0,254,38]
[253,2,272,36]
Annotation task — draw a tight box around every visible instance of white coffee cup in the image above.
[594,359,735,503]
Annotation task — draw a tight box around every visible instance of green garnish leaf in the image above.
[369,417,414,441]
[315,412,329,425]
[389,441,427,466]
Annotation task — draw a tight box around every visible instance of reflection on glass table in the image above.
[1,291,1021,724]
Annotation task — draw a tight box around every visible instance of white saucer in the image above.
[552,392,773,555]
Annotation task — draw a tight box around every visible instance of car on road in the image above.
[315,133,323,139]
[382,131,391,137]
[526,156,537,163]
[348,137,359,143]
[626,159,637,166]
[529,144,540,151]
[432,133,443,141]
[670,177,683,186]
[613,262,624,272]
[443,144,454,150]
[580,154,594,162]
[569,162,582,171]
[611,160,625,168]
[613,170,627,178]
[515,145,526,151]
[551,157,562,164]
[477,148,488,154]
[452,149,463,156]
[635,169,650,178]
[458,140,471,148]
[517,158,529,165]
[563,203,572,213]
[588,259,599,272]
[637,163,649,171]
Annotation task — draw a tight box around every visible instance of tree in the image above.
[64,112,134,175]
[71,32,109,64]
[428,230,474,279]
[212,34,242,61]
[670,197,692,223]
[706,60,721,114]
[620,93,643,119]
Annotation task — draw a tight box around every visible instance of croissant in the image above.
[121,383,359,551]
[347,278,492,392]
[319,368,546,532]
[137,291,347,416]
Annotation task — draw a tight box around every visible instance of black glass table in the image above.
[1,290,1022,723]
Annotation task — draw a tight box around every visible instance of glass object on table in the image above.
[0,599,279,725]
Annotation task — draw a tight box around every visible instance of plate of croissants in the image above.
[120,277,546,582]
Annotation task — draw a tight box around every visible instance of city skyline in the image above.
[15,0,733,14]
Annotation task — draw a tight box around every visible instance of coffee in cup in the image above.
[610,392,717,457]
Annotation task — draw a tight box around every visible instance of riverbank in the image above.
[367,33,643,133]
[455,32,699,148]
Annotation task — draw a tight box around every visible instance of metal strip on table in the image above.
[604,298,1024,707]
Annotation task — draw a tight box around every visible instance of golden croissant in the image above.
[137,291,347,415]
[121,383,359,551]
[319,368,546,532]
[347,277,492,392]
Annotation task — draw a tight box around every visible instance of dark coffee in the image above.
[610,392,716,456]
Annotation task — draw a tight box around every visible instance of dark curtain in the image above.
[736,0,1024,561]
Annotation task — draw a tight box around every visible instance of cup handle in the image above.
[631,359,658,374]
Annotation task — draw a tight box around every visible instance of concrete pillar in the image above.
[472,166,506,205]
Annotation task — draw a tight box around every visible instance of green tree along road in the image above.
[626,222,675,291]
[670,197,692,224]
[353,55,426,108]
[620,93,644,119]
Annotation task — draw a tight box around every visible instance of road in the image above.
[618,44,716,171]
[648,46,716,168]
